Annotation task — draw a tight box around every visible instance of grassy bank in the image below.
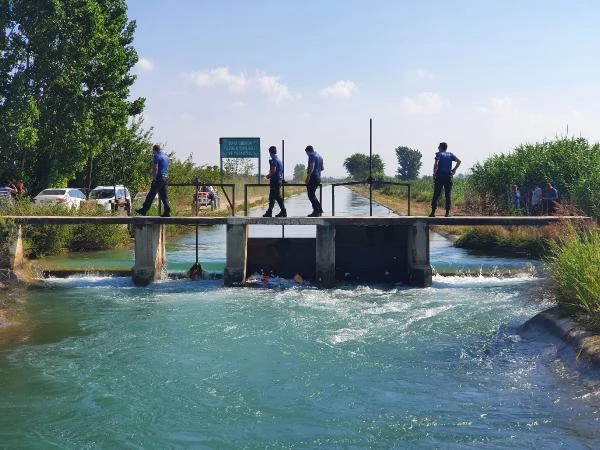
[547,229,600,319]
[2,201,131,258]
[454,225,564,258]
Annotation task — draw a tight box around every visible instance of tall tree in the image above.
[395,146,422,180]
[0,0,145,194]
[343,153,385,180]
[293,163,306,182]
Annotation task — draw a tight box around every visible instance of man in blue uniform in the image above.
[136,143,171,217]
[263,146,286,217]
[542,182,559,215]
[429,142,461,217]
[305,145,324,217]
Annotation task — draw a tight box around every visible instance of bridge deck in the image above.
[0,215,591,226]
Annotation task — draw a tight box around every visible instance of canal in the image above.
[0,187,598,447]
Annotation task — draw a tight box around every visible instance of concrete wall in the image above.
[246,224,432,287]
[247,238,315,279]
[335,225,410,283]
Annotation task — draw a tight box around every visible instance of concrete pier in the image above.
[407,221,432,286]
[316,224,336,288]
[224,222,248,286]
[8,225,24,271]
[132,223,165,286]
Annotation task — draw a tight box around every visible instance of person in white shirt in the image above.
[529,183,542,215]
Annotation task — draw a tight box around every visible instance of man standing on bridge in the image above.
[136,143,171,217]
[305,145,324,217]
[262,145,287,217]
[429,142,461,217]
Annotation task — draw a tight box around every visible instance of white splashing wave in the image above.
[432,273,538,288]
[330,327,368,344]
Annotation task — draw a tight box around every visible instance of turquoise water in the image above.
[1,188,599,448]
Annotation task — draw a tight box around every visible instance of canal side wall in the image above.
[0,225,26,284]
[245,223,432,286]
[247,238,316,280]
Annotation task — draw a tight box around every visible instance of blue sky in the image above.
[127,0,600,177]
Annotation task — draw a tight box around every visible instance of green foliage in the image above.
[293,164,306,182]
[69,223,130,251]
[379,176,469,206]
[0,0,147,195]
[25,224,73,258]
[11,201,131,257]
[455,226,552,258]
[395,146,422,180]
[75,117,153,194]
[343,153,385,181]
[469,137,600,217]
[0,217,17,265]
[548,229,600,314]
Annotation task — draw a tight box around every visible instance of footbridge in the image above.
[0,215,590,288]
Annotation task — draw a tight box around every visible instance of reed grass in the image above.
[547,228,600,314]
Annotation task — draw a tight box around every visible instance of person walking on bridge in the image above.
[262,145,287,217]
[305,145,324,217]
[429,142,461,217]
[136,144,171,217]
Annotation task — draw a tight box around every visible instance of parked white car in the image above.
[33,188,87,209]
[89,185,131,212]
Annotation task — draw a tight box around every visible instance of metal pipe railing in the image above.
[331,180,411,216]
[244,183,321,216]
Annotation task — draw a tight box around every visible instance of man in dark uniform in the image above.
[305,145,324,217]
[263,145,286,217]
[136,143,171,217]
[429,142,461,217]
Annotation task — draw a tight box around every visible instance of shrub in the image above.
[470,137,600,217]
[547,229,600,314]
[455,224,565,259]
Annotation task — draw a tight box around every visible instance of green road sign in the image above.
[220,137,260,158]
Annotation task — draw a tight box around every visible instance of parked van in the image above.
[89,185,131,214]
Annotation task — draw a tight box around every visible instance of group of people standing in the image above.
[0,179,27,198]
[135,140,558,220]
[512,182,559,215]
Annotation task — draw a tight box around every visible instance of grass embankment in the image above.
[1,200,130,258]
[547,229,600,319]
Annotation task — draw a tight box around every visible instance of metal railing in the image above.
[244,182,321,216]
[331,180,411,216]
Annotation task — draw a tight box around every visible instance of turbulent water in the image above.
[1,188,599,448]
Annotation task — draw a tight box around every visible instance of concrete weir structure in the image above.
[0,215,588,288]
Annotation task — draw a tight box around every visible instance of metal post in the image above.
[195,178,199,264]
[232,184,235,216]
[369,118,373,217]
[332,185,336,216]
[244,184,248,216]
[319,184,322,212]
[258,156,261,184]
[220,157,224,185]
[282,139,285,239]
[407,184,411,216]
